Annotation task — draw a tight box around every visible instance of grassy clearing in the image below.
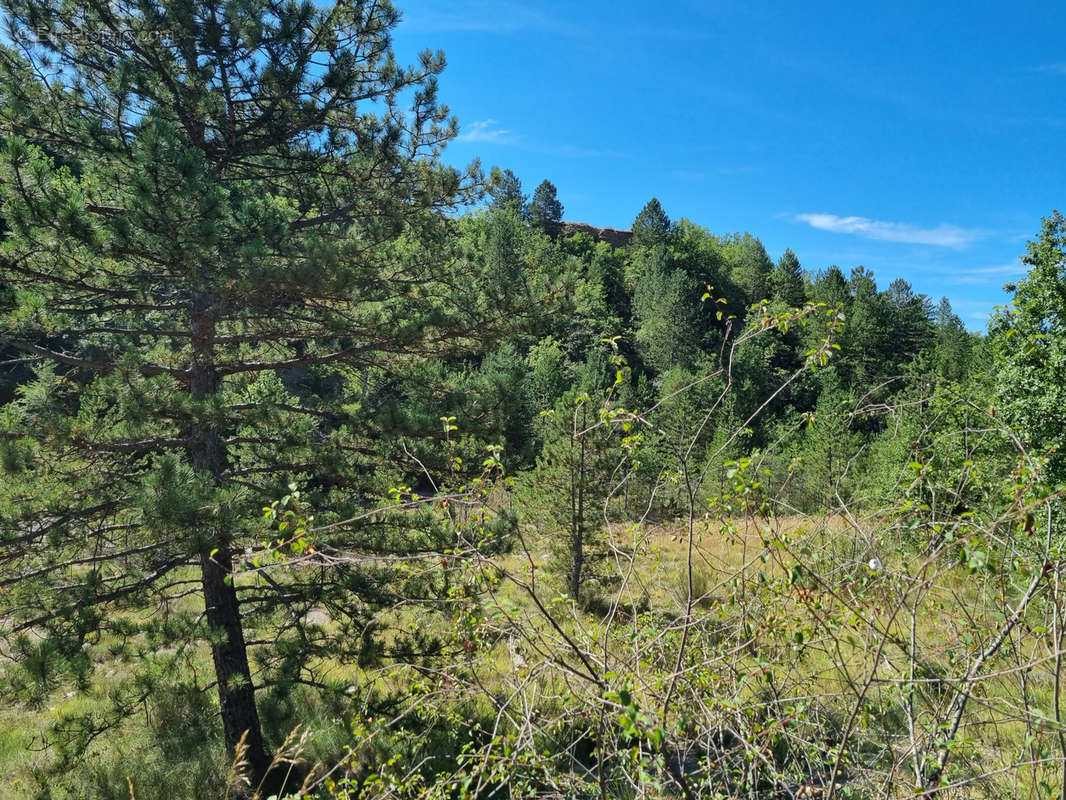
[479,513,1061,797]
[0,513,1059,798]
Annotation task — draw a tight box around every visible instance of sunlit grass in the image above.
[0,513,1059,798]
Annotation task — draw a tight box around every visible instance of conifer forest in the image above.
[0,1,1065,798]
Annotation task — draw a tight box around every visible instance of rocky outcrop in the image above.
[554,221,633,248]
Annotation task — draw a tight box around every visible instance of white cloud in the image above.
[452,123,627,158]
[795,213,981,248]
[948,262,1025,285]
[455,119,516,144]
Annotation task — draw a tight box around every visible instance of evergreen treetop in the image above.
[488,167,528,217]
[771,248,806,307]
[631,197,672,246]
[529,179,564,230]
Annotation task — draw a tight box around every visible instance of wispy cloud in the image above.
[1036,63,1066,75]
[947,262,1025,285]
[455,119,516,144]
[795,213,981,248]
[453,121,627,159]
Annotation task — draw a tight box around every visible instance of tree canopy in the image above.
[528,178,563,230]
[1,4,1054,798]
[0,0,496,785]
[631,197,672,246]
[991,210,1066,481]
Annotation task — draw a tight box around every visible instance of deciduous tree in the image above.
[991,210,1066,481]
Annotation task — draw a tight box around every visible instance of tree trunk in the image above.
[188,292,271,787]
[200,548,271,782]
[569,405,586,600]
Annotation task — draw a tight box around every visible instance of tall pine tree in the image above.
[771,248,806,307]
[528,178,563,231]
[488,167,528,217]
[631,197,672,246]
[0,0,500,786]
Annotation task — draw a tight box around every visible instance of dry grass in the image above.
[476,511,1063,797]
[1,512,1060,799]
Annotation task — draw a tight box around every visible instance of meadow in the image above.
[4,501,1061,800]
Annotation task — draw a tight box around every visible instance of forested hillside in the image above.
[0,1,1063,799]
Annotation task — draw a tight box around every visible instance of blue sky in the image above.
[391,0,1066,329]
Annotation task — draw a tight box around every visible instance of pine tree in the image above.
[519,375,628,604]
[631,197,672,246]
[488,167,528,218]
[810,266,851,311]
[529,179,563,231]
[722,232,774,308]
[632,249,700,373]
[885,278,935,364]
[0,0,493,786]
[845,267,894,383]
[771,248,806,307]
[932,297,973,381]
